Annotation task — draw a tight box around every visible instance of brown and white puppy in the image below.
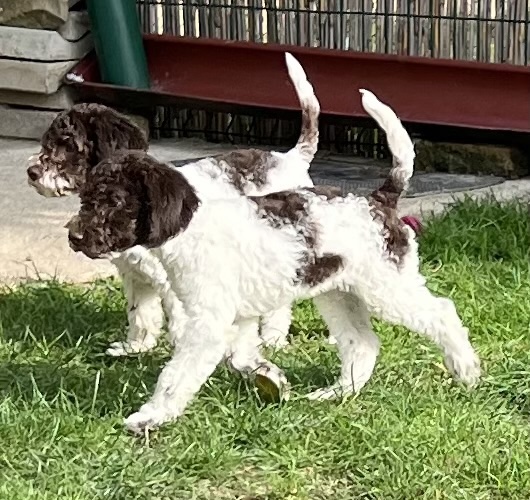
[67,90,480,434]
[29,53,322,355]
[68,155,479,433]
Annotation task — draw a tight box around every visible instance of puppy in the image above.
[68,89,481,434]
[28,53,322,354]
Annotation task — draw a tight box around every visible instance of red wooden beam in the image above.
[67,35,530,134]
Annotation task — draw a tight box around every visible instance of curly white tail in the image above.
[360,89,415,195]
[285,52,321,164]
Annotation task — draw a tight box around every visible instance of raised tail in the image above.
[285,52,320,164]
[360,89,415,199]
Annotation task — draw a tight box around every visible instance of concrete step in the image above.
[0,25,92,61]
[0,0,70,30]
[0,87,74,110]
[0,105,58,140]
[0,59,76,94]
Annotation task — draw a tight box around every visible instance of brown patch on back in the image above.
[251,191,307,222]
[369,177,409,262]
[300,254,344,287]
[215,149,274,193]
[251,187,343,286]
[307,185,343,199]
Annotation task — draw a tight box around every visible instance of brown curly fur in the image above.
[369,177,410,262]
[214,149,274,193]
[34,103,148,192]
[69,152,199,258]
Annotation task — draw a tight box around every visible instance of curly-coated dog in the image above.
[67,89,481,434]
[27,53,323,354]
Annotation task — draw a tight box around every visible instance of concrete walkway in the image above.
[1,137,529,284]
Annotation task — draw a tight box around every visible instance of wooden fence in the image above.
[137,0,529,154]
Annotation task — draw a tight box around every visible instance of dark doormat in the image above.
[170,156,505,198]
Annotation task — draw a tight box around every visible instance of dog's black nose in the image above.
[27,165,41,181]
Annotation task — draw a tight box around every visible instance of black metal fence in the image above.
[137,0,529,155]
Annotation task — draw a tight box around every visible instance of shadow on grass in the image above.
[0,280,168,415]
[0,357,163,416]
[0,281,343,415]
[0,280,126,351]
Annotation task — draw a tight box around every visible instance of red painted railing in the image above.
[67,35,530,135]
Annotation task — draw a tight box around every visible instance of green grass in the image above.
[1,197,529,499]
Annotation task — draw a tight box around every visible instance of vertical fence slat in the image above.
[136,0,528,155]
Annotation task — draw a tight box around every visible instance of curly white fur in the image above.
[105,52,319,356]
[120,184,480,434]
[104,90,481,434]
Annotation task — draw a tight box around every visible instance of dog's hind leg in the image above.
[357,277,481,386]
[106,270,165,356]
[259,305,292,348]
[227,318,290,401]
[308,291,380,400]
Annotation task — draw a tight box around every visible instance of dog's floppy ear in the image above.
[71,153,200,258]
[41,108,89,154]
[88,104,149,161]
[42,103,148,166]
[138,159,200,248]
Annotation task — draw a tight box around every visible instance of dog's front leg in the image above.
[124,313,229,434]
[109,249,189,357]
[259,305,292,348]
[106,266,165,356]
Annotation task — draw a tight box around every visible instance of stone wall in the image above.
[0,0,91,139]
[415,141,529,180]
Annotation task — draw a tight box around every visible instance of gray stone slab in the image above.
[0,25,92,61]
[0,59,76,93]
[0,105,58,140]
[416,140,529,179]
[0,86,74,110]
[57,10,90,42]
[0,0,69,30]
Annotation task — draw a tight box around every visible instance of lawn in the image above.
[0,198,529,499]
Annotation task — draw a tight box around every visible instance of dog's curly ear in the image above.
[71,153,200,258]
[42,103,148,166]
[87,104,149,161]
[41,108,89,153]
[138,159,200,248]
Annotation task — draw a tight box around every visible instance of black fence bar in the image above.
[136,0,529,154]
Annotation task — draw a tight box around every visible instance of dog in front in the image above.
[68,89,481,434]
[27,53,322,354]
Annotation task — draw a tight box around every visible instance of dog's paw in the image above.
[106,339,156,357]
[307,383,354,401]
[124,407,161,434]
[445,349,481,387]
[307,385,341,401]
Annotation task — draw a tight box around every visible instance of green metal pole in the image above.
[86,0,150,89]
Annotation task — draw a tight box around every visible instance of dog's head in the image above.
[27,103,148,197]
[68,152,200,259]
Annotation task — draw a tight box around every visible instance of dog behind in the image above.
[30,53,322,355]
[68,89,480,434]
